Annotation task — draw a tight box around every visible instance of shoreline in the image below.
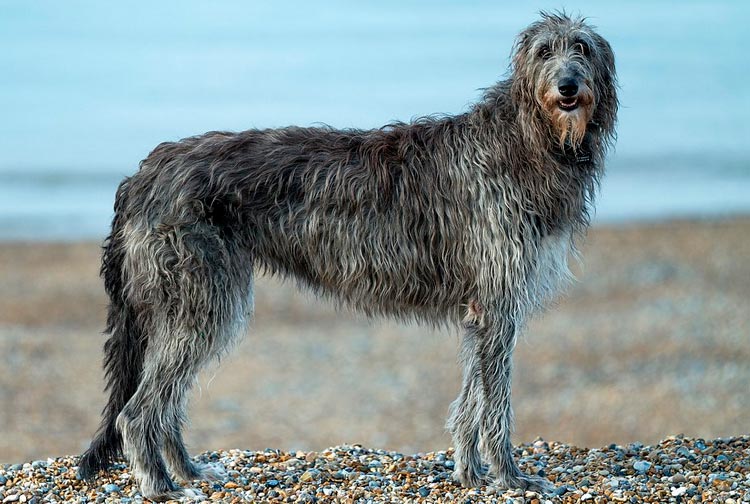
[2,213,749,245]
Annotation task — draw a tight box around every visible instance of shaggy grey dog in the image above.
[79,12,617,500]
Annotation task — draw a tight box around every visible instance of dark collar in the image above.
[559,144,592,165]
[568,123,600,164]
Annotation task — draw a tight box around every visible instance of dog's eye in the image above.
[574,41,590,57]
[537,45,552,60]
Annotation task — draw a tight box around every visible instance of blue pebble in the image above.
[675,446,690,457]
[0,475,6,484]
[418,486,430,497]
[266,479,279,487]
[553,485,570,496]
[444,460,455,469]
[633,460,651,473]
[103,483,120,493]
[433,472,449,482]
[628,442,643,452]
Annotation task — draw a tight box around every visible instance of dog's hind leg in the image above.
[117,223,253,501]
[117,326,208,500]
[161,286,252,485]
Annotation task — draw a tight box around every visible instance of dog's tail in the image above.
[79,178,145,479]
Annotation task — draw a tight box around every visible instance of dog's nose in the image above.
[558,78,578,97]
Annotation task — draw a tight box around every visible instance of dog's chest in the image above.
[528,229,574,310]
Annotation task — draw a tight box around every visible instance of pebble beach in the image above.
[1,436,749,503]
[1,219,749,502]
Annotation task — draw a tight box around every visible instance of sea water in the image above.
[1,1,748,240]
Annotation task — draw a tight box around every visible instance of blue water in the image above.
[1,1,748,240]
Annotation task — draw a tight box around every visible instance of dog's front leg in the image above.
[447,312,488,487]
[477,314,553,494]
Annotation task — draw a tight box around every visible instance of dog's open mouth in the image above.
[558,97,579,111]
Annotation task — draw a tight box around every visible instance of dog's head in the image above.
[511,12,618,149]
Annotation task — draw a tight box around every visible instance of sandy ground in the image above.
[0,218,748,464]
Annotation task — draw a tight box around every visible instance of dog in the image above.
[79,12,617,500]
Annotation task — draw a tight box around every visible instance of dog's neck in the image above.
[513,117,603,234]
[560,131,596,166]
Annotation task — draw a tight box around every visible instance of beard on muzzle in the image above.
[552,107,589,149]
[540,82,595,149]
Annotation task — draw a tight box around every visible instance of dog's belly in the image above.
[254,216,470,320]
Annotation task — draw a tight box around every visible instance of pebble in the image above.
[0,436,746,502]
[553,485,572,496]
[299,469,317,482]
[102,484,120,493]
[633,460,652,473]
[671,473,687,483]
[672,486,688,497]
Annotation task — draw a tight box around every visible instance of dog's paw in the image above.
[493,472,554,495]
[196,462,227,481]
[452,463,490,488]
[141,486,206,502]
[180,487,208,501]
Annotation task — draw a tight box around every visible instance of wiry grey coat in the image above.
[79,12,617,501]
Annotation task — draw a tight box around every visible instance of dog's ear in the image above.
[592,33,616,80]
[511,33,528,70]
[589,31,618,138]
[509,25,537,103]
[511,25,537,73]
